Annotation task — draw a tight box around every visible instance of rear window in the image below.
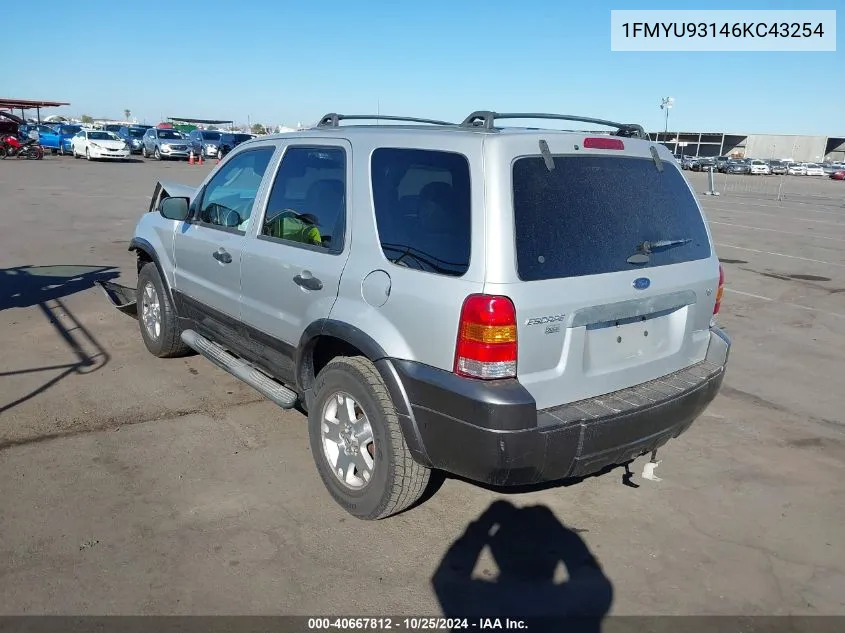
[371,148,471,277]
[512,155,711,281]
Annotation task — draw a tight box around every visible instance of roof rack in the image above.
[316,113,455,128]
[460,111,647,138]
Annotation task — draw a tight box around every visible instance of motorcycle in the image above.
[0,134,44,160]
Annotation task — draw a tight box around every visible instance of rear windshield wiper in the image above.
[627,238,692,264]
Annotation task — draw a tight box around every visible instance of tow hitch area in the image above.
[95,280,137,316]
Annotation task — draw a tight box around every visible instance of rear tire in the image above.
[137,263,190,358]
[308,356,430,520]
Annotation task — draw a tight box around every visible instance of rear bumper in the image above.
[387,327,730,486]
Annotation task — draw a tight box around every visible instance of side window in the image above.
[196,147,275,232]
[371,148,471,277]
[260,146,346,252]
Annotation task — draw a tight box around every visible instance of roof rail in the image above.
[460,111,647,138]
[316,113,455,128]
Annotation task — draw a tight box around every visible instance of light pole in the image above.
[660,97,674,139]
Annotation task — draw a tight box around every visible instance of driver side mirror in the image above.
[159,196,190,221]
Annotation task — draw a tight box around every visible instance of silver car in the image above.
[141,128,191,160]
[110,110,731,520]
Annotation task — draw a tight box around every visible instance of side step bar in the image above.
[180,329,298,409]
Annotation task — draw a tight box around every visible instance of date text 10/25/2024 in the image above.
[308,618,529,630]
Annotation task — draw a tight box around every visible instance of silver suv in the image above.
[110,111,731,520]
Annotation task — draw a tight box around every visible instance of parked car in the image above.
[19,123,58,141]
[749,159,771,175]
[38,124,83,155]
[691,157,716,172]
[714,156,730,172]
[829,170,845,181]
[187,129,224,159]
[217,132,255,158]
[109,110,730,520]
[767,159,787,175]
[725,159,751,175]
[804,163,824,176]
[681,156,698,170]
[821,163,841,175]
[141,128,190,160]
[70,129,130,161]
[787,163,806,176]
[118,126,150,154]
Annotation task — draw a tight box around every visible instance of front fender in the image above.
[129,214,177,301]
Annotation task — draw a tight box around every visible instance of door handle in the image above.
[293,273,323,291]
[213,248,232,264]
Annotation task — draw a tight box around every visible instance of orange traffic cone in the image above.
[198,153,203,166]
[188,150,195,165]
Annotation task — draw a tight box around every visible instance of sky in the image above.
[3,0,842,135]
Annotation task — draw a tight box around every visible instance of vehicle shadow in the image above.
[432,500,613,631]
[0,265,114,416]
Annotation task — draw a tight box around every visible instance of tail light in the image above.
[454,294,517,380]
[713,264,725,315]
[583,137,624,150]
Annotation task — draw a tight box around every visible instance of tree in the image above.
[124,109,131,121]
[81,114,93,124]
[250,123,266,135]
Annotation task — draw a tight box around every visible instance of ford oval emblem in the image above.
[633,277,651,290]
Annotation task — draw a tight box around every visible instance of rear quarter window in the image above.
[513,155,711,281]
[371,148,471,277]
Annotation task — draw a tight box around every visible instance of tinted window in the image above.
[371,148,471,277]
[512,155,711,281]
[261,147,346,251]
[197,147,275,231]
[127,128,145,138]
[88,131,116,140]
[158,130,182,139]
[201,131,221,140]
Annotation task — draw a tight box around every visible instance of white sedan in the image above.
[749,159,771,175]
[71,130,130,161]
[804,163,825,176]
[787,163,807,176]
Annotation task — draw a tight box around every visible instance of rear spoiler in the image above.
[147,180,198,213]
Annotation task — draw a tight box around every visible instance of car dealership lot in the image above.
[1,157,844,615]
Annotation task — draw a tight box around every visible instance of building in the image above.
[651,131,845,163]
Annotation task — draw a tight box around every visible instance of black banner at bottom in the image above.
[0,617,844,633]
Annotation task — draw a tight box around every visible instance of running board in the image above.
[180,329,298,409]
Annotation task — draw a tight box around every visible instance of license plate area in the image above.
[582,308,679,374]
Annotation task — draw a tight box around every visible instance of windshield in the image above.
[806,163,820,168]
[89,131,117,140]
[201,131,222,140]
[128,128,145,138]
[512,155,711,281]
[62,126,82,135]
[158,130,183,140]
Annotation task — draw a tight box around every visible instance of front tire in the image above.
[154,147,161,160]
[137,263,190,358]
[308,356,430,520]
[85,147,92,161]
[142,146,148,158]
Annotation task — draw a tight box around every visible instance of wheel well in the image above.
[301,335,366,392]
[134,248,153,274]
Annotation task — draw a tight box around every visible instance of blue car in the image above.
[38,124,84,155]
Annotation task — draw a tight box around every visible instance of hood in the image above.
[90,138,127,149]
[148,180,198,213]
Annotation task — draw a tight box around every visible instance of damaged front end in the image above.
[96,179,197,317]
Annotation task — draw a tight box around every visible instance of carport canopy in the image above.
[168,117,233,124]
[0,98,71,123]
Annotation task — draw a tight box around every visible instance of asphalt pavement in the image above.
[1,156,844,616]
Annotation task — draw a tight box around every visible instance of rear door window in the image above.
[512,155,711,281]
